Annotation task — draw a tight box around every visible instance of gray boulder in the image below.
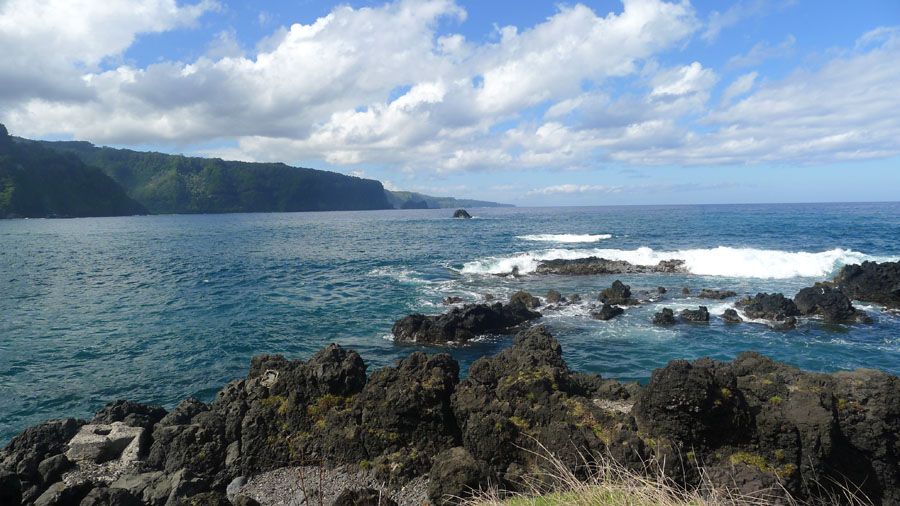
[65,423,144,465]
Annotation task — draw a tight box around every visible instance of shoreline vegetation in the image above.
[2,260,899,506]
[0,124,509,220]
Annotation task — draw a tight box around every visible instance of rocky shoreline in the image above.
[3,261,900,506]
[3,324,900,506]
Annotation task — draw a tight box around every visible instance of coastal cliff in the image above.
[32,138,391,215]
[3,325,899,506]
[0,125,146,219]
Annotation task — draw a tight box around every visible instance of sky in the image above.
[1,0,899,206]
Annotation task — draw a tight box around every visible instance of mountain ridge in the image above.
[0,125,147,219]
[27,133,511,215]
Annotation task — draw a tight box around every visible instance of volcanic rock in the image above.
[652,308,677,326]
[392,302,541,345]
[834,260,900,309]
[66,423,144,464]
[590,304,624,321]
[680,306,710,323]
[794,285,872,323]
[721,309,743,324]
[597,280,636,306]
[698,289,738,300]
[427,447,492,505]
[452,209,472,219]
[510,290,541,309]
[534,257,687,275]
[545,290,562,304]
[91,400,167,430]
[737,293,800,321]
[333,487,397,506]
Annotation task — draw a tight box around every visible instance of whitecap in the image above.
[460,246,894,279]
[517,234,612,243]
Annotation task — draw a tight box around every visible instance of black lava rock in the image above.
[680,306,710,323]
[591,303,624,321]
[652,308,677,326]
[835,260,900,309]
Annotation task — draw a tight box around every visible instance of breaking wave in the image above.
[517,234,612,243]
[459,246,892,279]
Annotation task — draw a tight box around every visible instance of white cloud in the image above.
[611,28,900,166]
[528,182,741,196]
[728,34,795,68]
[1,0,897,180]
[0,0,217,101]
[528,184,619,196]
[720,71,757,105]
[702,0,770,42]
[206,29,244,59]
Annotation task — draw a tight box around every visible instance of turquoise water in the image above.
[2,202,900,444]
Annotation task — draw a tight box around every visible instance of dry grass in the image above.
[460,440,872,506]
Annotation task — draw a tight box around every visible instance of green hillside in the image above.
[0,125,146,219]
[36,140,392,214]
[385,190,512,209]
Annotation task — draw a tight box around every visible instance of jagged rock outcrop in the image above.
[391,302,541,345]
[698,289,738,300]
[590,303,623,321]
[652,308,677,326]
[834,260,900,309]
[427,447,492,505]
[634,352,900,504]
[680,306,710,323]
[0,418,85,503]
[452,209,472,219]
[737,293,800,321]
[721,308,743,323]
[534,257,686,275]
[510,291,541,309]
[451,326,640,489]
[544,290,562,304]
[794,285,873,323]
[4,330,900,505]
[91,401,167,431]
[597,280,636,306]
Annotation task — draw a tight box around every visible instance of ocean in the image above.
[2,202,899,445]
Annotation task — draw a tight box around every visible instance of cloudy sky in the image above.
[1,0,898,206]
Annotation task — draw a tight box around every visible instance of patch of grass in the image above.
[306,393,353,423]
[729,452,768,473]
[461,440,871,506]
[262,395,289,416]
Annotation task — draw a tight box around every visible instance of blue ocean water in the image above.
[2,202,900,445]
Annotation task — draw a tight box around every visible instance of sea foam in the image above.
[460,246,892,279]
[517,234,612,243]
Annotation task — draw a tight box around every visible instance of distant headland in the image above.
[0,124,510,219]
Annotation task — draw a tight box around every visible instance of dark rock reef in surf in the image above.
[3,326,900,505]
[391,301,540,345]
[533,257,687,275]
[833,260,900,310]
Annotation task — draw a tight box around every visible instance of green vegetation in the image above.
[464,445,867,506]
[385,189,511,210]
[4,124,509,217]
[0,124,146,219]
[32,137,391,214]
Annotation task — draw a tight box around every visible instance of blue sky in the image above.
[1,0,898,206]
